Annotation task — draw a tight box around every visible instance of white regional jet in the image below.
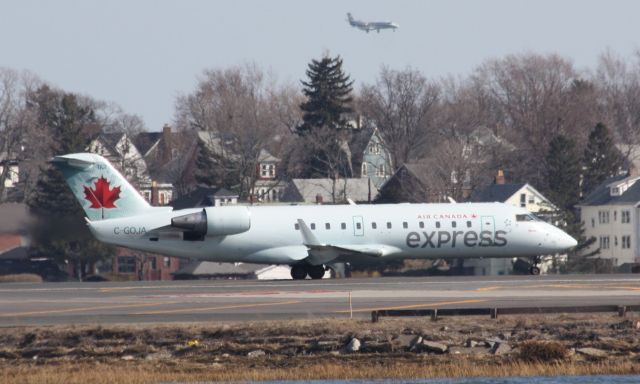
[54,153,576,279]
[347,13,399,33]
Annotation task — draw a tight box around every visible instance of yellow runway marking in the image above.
[0,301,179,318]
[478,284,640,292]
[134,300,302,315]
[334,299,487,314]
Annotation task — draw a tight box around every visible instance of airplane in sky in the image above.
[54,153,576,279]
[347,12,399,33]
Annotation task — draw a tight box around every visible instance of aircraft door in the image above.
[352,216,364,236]
[481,216,495,239]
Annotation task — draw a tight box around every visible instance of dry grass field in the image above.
[1,315,639,383]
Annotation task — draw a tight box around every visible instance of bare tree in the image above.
[174,63,299,199]
[470,53,597,186]
[0,68,44,202]
[594,49,640,158]
[360,67,440,169]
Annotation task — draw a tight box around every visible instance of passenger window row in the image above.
[294,221,474,230]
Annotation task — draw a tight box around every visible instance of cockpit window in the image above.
[516,214,539,222]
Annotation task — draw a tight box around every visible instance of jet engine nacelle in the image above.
[171,206,251,237]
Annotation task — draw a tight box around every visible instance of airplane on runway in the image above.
[347,13,399,33]
[54,153,576,279]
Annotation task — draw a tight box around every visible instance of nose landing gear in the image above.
[290,264,326,280]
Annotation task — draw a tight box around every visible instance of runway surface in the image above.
[0,274,639,326]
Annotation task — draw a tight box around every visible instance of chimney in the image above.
[151,181,159,206]
[162,124,172,163]
[495,170,505,185]
[315,194,323,205]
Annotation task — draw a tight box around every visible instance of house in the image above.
[86,132,150,187]
[466,170,558,275]
[282,178,378,204]
[111,247,181,281]
[353,128,394,188]
[0,156,19,189]
[577,174,640,270]
[253,149,286,203]
[170,186,239,210]
[376,163,467,203]
[470,170,556,214]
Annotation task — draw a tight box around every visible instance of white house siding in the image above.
[503,185,554,212]
[580,205,638,265]
[0,165,19,188]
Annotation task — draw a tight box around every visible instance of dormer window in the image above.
[361,163,367,177]
[610,186,621,196]
[260,163,276,178]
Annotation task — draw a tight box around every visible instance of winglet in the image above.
[297,219,323,247]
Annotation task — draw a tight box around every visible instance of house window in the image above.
[614,211,617,221]
[591,218,595,228]
[622,210,630,224]
[376,164,385,177]
[117,256,136,273]
[528,195,535,204]
[361,163,367,177]
[622,235,631,249]
[520,194,526,207]
[149,257,156,270]
[599,236,610,249]
[598,211,610,224]
[163,257,170,268]
[369,143,380,154]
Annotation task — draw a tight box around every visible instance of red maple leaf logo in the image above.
[84,176,121,209]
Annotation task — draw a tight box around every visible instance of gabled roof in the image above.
[91,132,126,156]
[470,183,527,203]
[258,149,280,163]
[287,178,377,203]
[580,174,640,206]
[133,132,163,157]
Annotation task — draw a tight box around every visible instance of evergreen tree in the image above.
[194,138,240,191]
[294,55,355,178]
[27,86,114,280]
[298,55,354,134]
[582,122,624,196]
[544,134,581,211]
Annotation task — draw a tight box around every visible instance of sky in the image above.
[1,0,639,131]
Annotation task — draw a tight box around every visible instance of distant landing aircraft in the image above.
[347,12,399,33]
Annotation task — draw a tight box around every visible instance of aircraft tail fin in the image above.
[52,153,154,221]
[347,12,354,22]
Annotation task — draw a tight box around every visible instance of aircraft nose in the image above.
[555,230,577,250]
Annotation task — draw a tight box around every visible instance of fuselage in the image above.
[88,202,576,265]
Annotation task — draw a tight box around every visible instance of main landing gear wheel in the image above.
[290,265,307,280]
[308,265,325,280]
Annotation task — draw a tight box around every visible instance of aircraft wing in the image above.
[297,219,401,265]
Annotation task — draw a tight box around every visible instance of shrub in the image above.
[519,340,568,362]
